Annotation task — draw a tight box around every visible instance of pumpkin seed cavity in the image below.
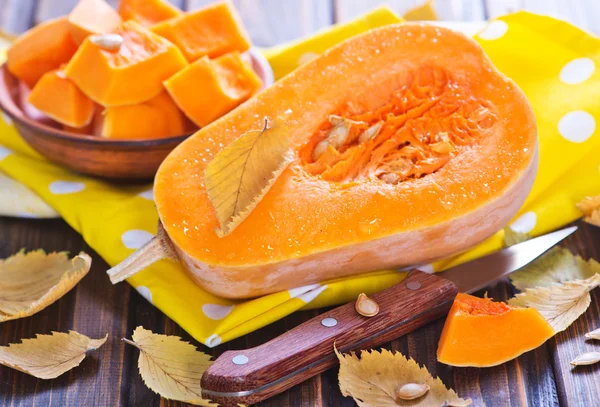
[303,66,497,184]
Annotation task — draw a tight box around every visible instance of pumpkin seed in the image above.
[380,172,399,185]
[570,351,600,366]
[585,328,600,340]
[358,121,383,143]
[355,293,379,317]
[395,383,430,400]
[89,34,124,51]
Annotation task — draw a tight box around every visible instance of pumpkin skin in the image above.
[27,68,95,128]
[151,1,250,62]
[164,51,262,127]
[68,0,122,45]
[65,20,187,107]
[154,24,538,299]
[437,293,554,367]
[6,17,77,88]
[118,0,181,28]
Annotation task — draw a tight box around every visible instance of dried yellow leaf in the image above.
[123,327,216,406]
[577,195,600,227]
[503,227,529,247]
[508,274,600,333]
[0,250,91,322]
[0,331,106,379]
[205,117,294,237]
[335,346,471,407]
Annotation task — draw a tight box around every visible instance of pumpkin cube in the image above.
[151,1,250,62]
[27,69,95,128]
[68,0,122,45]
[100,91,186,139]
[65,20,187,107]
[118,0,181,28]
[164,51,262,127]
[7,17,78,88]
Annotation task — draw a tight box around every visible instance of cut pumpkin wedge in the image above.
[437,293,554,367]
[68,0,122,45]
[7,17,77,88]
[65,20,187,106]
[118,0,181,27]
[151,1,251,62]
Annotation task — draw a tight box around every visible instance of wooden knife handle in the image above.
[201,269,458,406]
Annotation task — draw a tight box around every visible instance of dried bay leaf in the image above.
[0,331,107,379]
[0,250,91,322]
[123,327,216,406]
[508,274,600,333]
[335,346,471,407]
[577,195,600,227]
[205,117,294,237]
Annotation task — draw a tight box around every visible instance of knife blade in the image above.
[201,226,577,406]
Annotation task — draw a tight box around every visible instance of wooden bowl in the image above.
[0,48,274,181]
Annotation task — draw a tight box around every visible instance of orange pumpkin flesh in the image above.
[164,51,262,127]
[27,69,95,128]
[65,20,187,107]
[68,0,122,45]
[437,293,554,367]
[155,24,537,299]
[6,17,77,88]
[118,0,181,28]
[151,1,250,62]
[100,91,186,139]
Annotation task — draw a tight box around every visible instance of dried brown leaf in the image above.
[577,195,600,227]
[205,117,293,237]
[0,331,106,379]
[0,250,91,322]
[335,346,471,407]
[508,274,600,333]
[123,327,216,406]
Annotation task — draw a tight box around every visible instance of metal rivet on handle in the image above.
[232,354,249,365]
[321,317,338,327]
[406,281,422,290]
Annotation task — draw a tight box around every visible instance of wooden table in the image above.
[1,1,600,406]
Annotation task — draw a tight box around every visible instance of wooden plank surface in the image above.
[1,1,600,406]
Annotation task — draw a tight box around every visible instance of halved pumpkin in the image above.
[164,51,262,127]
[118,0,181,27]
[437,293,554,367]
[27,68,95,128]
[100,91,186,139]
[6,17,77,88]
[151,1,250,62]
[68,0,122,45]
[154,24,538,298]
[65,20,187,106]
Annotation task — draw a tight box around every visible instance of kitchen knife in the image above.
[201,226,577,406]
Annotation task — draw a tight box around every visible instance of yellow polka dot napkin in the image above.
[1,10,599,346]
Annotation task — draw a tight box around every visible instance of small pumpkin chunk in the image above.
[100,92,186,140]
[118,0,181,27]
[28,69,95,128]
[68,0,122,45]
[65,20,187,107]
[7,17,77,88]
[151,1,250,62]
[165,51,261,127]
[437,293,554,367]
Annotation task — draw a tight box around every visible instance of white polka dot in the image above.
[417,264,435,274]
[560,58,595,85]
[2,112,13,126]
[15,211,40,219]
[202,303,234,320]
[510,212,537,233]
[0,146,12,160]
[558,111,596,143]
[49,181,86,194]
[136,286,153,304]
[297,285,327,303]
[298,52,318,65]
[288,284,320,299]
[121,229,153,249]
[138,188,154,201]
[478,20,508,40]
[206,334,222,348]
